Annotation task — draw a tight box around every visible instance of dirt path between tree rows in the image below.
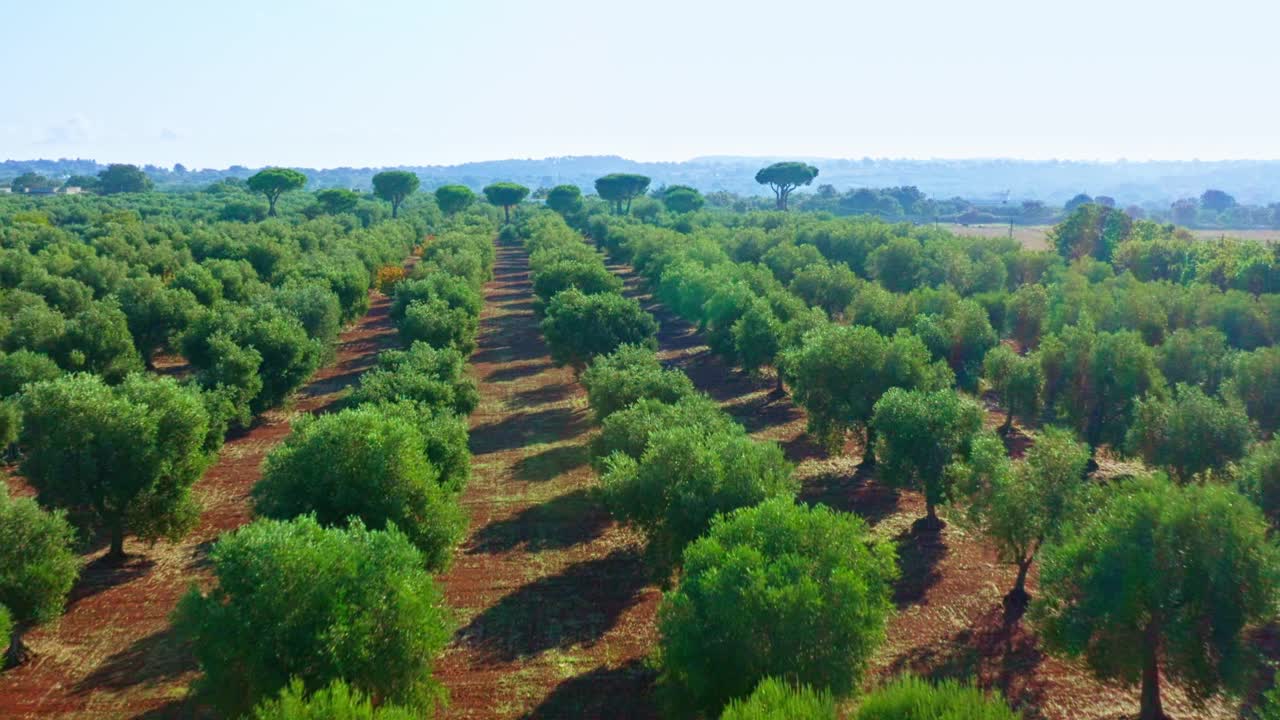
[0,287,404,720]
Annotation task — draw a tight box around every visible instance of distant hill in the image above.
[5,156,1280,205]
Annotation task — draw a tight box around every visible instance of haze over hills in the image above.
[5,156,1280,206]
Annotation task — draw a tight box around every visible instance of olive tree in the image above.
[372,171,420,218]
[591,394,736,467]
[173,516,452,717]
[1034,477,1279,720]
[541,288,657,372]
[783,324,953,460]
[250,679,420,720]
[1125,384,1253,482]
[482,181,530,223]
[982,344,1043,433]
[0,483,80,666]
[600,425,795,572]
[247,168,307,217]
[433,184,474,216]
[871,387,984,528]
[580,344,695,421]
[253,405,465,571]
[19,374,214,560]
[658,498,896,715]
[720,678,835,720]
[954,427,1090,610]
[754,162,819,211]
[1239,437,1280,528]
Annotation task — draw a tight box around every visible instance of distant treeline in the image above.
[6,157,1280,229]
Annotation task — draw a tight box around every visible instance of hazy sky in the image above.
[3,0,1276,168]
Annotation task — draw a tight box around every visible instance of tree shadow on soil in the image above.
[508,382,575,410]
[513,443,591,483]
[485,362,551,383]
[456,548,650,663]
[893,524,948,607]
[887,605,1050,719]
[71,626,194,695]
[66,554,157,609]
[469,489,610,554]
[800,464,901,527]
[522,658,658,720]
[469,407,588,455]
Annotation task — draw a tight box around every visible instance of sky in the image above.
[2,0,1277,168]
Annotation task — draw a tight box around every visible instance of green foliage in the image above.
[594,174,651,215]
[601,425,795,571]
[1230,346,1280,433]
[399,298,478,354]
[720,678,836,720]
[1157,327,1231,394]
[982,344,1043,431]
[1239,437,1280,528]
[789,263,858,316]
[116,277,200,366]
[18,373,214,557]
[783,324,953,455]
[0,350,62,397]
[392,274,483,320]
[253,405,465,571]
[349,341,478,416]
[314,188,359,215]
[661,185,705,214]
[580,344,695,421]
[0,483,80,625]
[1050,203,1132,262]
[658,498,896,715]
[872,387,984,524]
[174,516,451,718]
[247,168,308,216]
[273,280,342,343]
[1006,283,1049,349]
[732,299,782,378]
[1037,324,1165,450]
[59,300,144,383]
[545,184,584,216]
[250,678,421,720]
[541,288,657,371]
[591,394,736,467]
[530,258,622,304]
[954,427,1091,601]
[1034,476,1280,717]
[482,181,530,222]
[853,677,1018,720]
[867,237,923,293]
[0,604,10,653]
[96,164,152,194]
[754,162,819,210]
[1126,384,1253,482]
[433,184,474,216]
[372,171,420,218]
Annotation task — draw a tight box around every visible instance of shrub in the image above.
[253,405,465,571]
[853,677,1018,720]
[58,300,144,383]
[580,344,695,421]
[0,483,80,626]
[658,498,897,715]
[375,265,406,294]
[349,342,478,416]
[399,298,478,354]
[174,516,451,718]
[592,394,735,467]
[0,604,10,660]
[541,288,657,371]
[250,678,420,720]
[602,425,796,571]
[391,275,481,321]
[19,373,214,559]
[273,280,342,343]
[720,678,836,720]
